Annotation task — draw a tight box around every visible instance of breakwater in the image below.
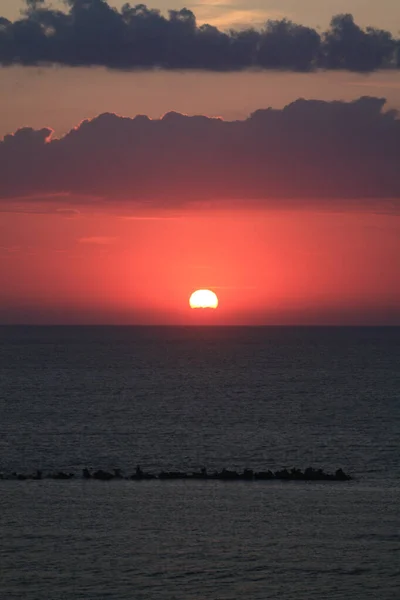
[0,466,352,482]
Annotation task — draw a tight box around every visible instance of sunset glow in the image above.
[0,206,399,325]
[1,2,400,326]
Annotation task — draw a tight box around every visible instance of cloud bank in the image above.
[0,1,398,72]
[1,96,400,206]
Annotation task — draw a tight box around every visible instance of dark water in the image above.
[0,326,399,599]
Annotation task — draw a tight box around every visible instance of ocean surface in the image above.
[0,326,399,599]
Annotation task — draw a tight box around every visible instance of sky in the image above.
[2,0,400,32]
[0,1,400,325]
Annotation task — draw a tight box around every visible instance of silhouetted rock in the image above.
[130,465,156,480]
[275,469,291,480]
[254,470,274,480]
[0,464,352,482]
[215,469,240,480]
[335,468,351,481]
[191,467,208,479]
[48,471,75,480]
[93,469,114,481]
[158,471,188,480]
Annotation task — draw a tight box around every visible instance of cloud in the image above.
[119,215,183,220]
[193,2,281,31]
[0,246,21,254]
[0,2,398,72]
[1,96,400,208]
[56,207,81,217]
[79,236,118,244]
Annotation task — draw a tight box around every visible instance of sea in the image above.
[0,326,399,600]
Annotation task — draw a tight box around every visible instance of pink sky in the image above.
[1,3,400,324]
[1,205,399,324]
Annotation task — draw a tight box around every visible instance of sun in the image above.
[189,289,219,309]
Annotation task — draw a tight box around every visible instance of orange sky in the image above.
[3,0,400,32]
[1,206,399,324]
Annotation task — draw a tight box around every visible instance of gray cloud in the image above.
[0,2,398,72]
[1,96,400,207]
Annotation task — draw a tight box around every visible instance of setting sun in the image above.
[189,289,219,309]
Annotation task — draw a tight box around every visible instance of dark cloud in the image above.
[0,1,398,72]
[1,96,400,206]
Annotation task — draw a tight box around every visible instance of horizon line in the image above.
[1,324,399,328]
